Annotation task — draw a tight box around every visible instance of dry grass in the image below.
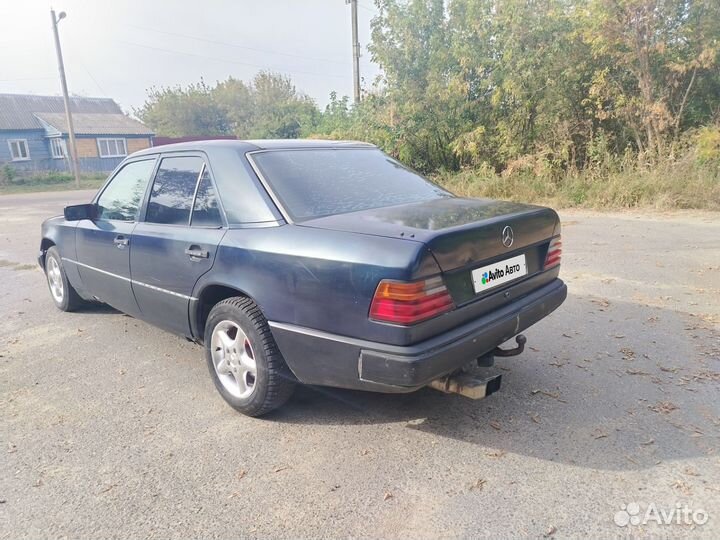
[435,158,720,210]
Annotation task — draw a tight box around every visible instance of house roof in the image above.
[0,93,123,130]
[34,112,153,136]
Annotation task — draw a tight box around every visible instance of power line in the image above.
[125,24,347,66]
[78,59,109,97]
[117,40,348,80]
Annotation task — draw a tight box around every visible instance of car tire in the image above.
[44,246,85,312]
[204,296,296,417]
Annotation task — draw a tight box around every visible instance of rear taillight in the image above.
[544,235,562,269]
[369,276,454,325]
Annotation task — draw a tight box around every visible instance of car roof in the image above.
[130,138,376,157]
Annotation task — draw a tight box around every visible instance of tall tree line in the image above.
[137,0,720,174]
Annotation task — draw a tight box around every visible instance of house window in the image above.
[50,138,67,159]
[8,139,30,161]
[97,138,127,158]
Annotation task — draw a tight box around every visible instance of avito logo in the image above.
[481,263,522,286]
[481,269,505,285]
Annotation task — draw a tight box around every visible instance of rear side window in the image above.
[250,148,450,221]
[96,159,156,221]
[191,168,223,227]
[146,156,204,225]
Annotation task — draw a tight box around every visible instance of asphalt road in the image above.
[1,190,719,539]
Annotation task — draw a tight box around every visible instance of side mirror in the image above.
[64,203,96,221]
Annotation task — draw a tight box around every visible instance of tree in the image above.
[136,73,320,139]
[135,80,230,137]
[581,0,720,156]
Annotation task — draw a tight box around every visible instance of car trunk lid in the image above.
[299,197,558,268]
[299,197,560,309]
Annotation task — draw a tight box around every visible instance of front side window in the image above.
[97,138,127,158]
[146,156,204,226]
[8,139,30,161]
[250,148,451,221]
[191,168,223,227]
[50,138,67,159]
[96,159,156,221]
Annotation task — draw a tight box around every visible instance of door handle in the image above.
[185,246,209,259]
[113,235,129,248]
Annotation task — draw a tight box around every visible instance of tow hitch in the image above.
[427,334,527,400]
[428,372,502,400]
[493,334,527,357]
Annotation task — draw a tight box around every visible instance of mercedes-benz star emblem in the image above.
[502,225,514,248]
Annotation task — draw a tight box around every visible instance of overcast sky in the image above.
[0,0,381,114]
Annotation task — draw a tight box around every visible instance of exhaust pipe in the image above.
[428,372,502,400]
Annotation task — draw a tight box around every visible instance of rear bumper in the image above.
[270,278,567,393]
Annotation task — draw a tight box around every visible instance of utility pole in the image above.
[348,0,361,104]
[50,9,80,188]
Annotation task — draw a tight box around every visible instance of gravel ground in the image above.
[1,190,719,539]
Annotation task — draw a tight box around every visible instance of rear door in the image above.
[130,154,226,336]
[74,158,157,316]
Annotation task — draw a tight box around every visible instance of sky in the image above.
[0,0,381,115]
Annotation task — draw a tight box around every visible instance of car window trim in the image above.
[189,163,224,229]
[91,156,160,224]
[245,150,298,224]
[146,155,204,227]
[139,152,228,229]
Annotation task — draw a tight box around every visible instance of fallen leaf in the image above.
[383,492,393,501]
[273,466,288,473]
[470,478,486,491]
[237,469,247,480]
[489,421,502,430]
[672,479,692,496]
[529,413,541,424]
[640,438,654,446]
[592,430,609,439]
[649,401,678,414]
[531,389,567,403]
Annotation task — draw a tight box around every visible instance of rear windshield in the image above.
[250,148,451,221]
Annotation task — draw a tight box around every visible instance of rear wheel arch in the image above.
[194,284,261,343]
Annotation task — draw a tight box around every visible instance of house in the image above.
[0,93,153,173]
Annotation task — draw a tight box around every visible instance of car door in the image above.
[130,154,226,336]
[74,157,157,316]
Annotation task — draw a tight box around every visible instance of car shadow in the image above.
[271,292,719,472]
[76,302,121,315]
